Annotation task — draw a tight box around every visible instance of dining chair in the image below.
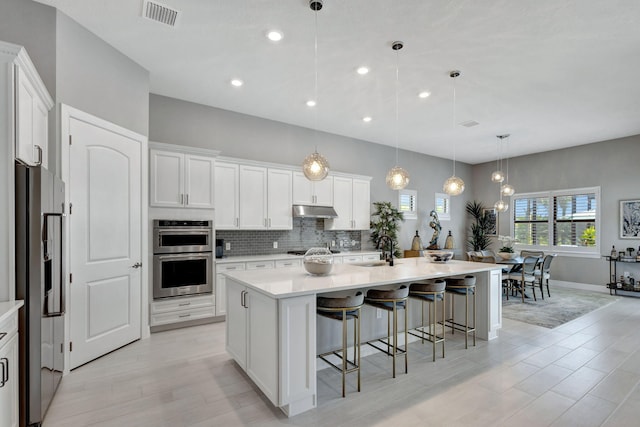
[508,256,540,302]
[534,253,557,298]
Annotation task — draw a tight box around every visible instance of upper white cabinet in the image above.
[15,65,51,168]
[293,172,333,206]
[215,161,240,229]
[325,177,370,230]
[216,160,292,230]
[149,144,217,209]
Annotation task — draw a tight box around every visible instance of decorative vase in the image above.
[303,247,333,275]
[411,230,423,251]
[444,231,454,249]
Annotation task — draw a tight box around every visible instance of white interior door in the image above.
[68,116,142,369]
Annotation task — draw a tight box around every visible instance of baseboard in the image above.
[550,280,609,294]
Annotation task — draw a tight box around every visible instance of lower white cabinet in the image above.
[0,309,19,427]
[216,262,246,316]
[150,294,215,327]
[226,279,316,416]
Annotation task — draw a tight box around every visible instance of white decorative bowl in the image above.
[498,252,517,260]
[303,247,334,275]
[426,251,454,263]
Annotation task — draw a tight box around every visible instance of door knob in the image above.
[131,262,143,269]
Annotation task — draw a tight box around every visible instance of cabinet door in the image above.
[216,262,246,316]
[292,172,314,205]
[150,150,184,207]
[326,177,352,230]
[185,154,215,209]
[0,333,18,427]
[267,168,293,230]
[246,290,278,405]
[33,96,49,169]
[239,165,267,229]
[15,66,37,166]
[313,176,334,206]
[214,162,240,229]
[352,178,371,230]
[225,281,247,369]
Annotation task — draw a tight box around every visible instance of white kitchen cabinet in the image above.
[15,64,51,168]
[219,162,292,231]
[226,278,316,416]
[342,254,364,264]
[226,280,279,404]
[149,294,215,327]
[293,172,333,206]
[214,161,240,229]
[325,177,370,230]
[0,306,20,427]
[215,262,245,316]
[149,146,215,209]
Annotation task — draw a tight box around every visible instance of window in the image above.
[434,193,450,221]
[511,187,600,256]
[399,189,417,220]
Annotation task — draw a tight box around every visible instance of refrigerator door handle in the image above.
[43,212,66,317]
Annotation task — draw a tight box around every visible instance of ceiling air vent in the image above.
[459,120,480,127]
[142,0,180,27]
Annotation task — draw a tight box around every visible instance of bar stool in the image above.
[317,291,364,397]
[444,275,476,349]
[408,279,446,361]
[364,285,409,378]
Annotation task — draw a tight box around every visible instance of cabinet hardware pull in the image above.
[34,145,43,166]
[180,194,184,204]
[256,264,265,268]
[227,267,237,270]
[240,290,246,308]
[1,357,8,386]
[131,262,142,269]
[269,218,271,227]
[178,314,191,318]
[185,194,189,205]
[178,302,191,306]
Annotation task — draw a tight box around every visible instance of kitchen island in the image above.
[224,258,502,417]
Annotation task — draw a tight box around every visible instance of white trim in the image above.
[149,140,220,157]
[0,41,53,109]
[60,104,149,375]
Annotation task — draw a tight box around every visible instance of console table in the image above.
[604,255,640,297]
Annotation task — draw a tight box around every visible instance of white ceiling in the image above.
[37,0,640,164]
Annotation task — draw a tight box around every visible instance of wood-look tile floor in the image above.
[44,286,640,427]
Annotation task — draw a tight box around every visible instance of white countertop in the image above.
[223,259,501,298]
[0,300,24,324]
[215,250,381,264]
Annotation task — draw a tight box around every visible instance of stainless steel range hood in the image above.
[292,205,338,218]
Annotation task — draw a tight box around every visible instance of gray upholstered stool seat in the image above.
[317,291,364,397]
[444,275,476,349]
[364,285,409,378]
[408,279,446,361]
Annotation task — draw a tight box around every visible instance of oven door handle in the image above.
[156,253,212,261]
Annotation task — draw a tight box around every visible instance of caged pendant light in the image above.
[500,134,515,197]
[302,0,330,181]
[443,70,465,196]
[385,41,410,190]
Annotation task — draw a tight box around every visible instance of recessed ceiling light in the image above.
[266,30,283,42]
[362,116,372,122]
[356,66,369,75]
[230,79,243,87]
[306,100,316,107]
[418,91,431,98]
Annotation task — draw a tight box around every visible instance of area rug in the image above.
[502,286,615,329]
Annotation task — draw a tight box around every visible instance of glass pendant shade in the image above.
[443,175,465,196]
[386,166,410,190]
[501,183,515,197]
[302,151,330,181]
[491,170,505,183]
[494,199,509,212]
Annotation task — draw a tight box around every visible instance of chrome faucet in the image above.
[377,234,394,266]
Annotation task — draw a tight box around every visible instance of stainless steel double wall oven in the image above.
[152,220,213,299]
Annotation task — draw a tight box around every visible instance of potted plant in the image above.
[466,201,492,252]
[497,235,518,259]
[370,201,404,258]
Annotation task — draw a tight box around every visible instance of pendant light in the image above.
[490,135,505,183]
[302,0,330,181]
[494,137,509,213]
[500,134,515,197]
[385,41,410,190]
[443,70,465,196]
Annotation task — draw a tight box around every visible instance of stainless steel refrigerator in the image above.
[15,162,65,427]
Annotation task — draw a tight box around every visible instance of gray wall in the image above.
[149,93,473,252]
[55,11,149,136]
[472,135,640,285]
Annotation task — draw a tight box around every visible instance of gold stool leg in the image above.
[430,297,435,362]
[342,309,347,398]
[472,288,476,347]
[404,302,408,374]
[441,294,446,358]
[357,309,361,392]
[392,304,397,378]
